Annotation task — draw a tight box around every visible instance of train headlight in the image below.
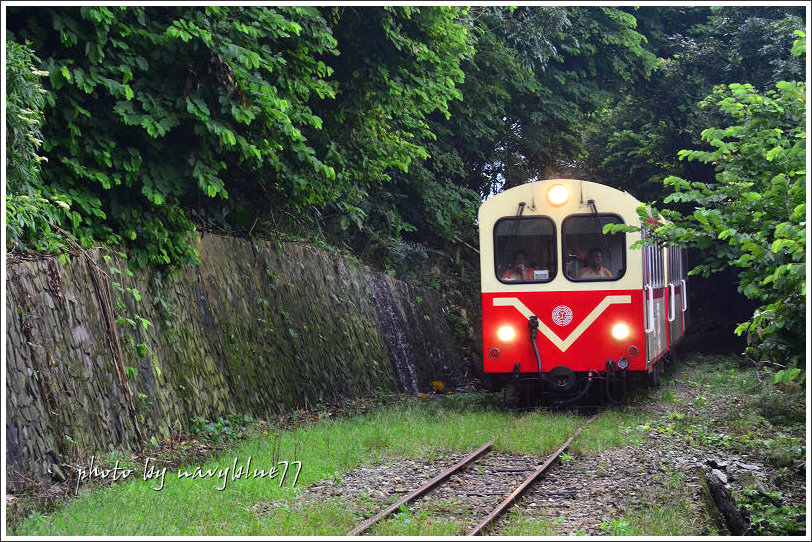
[547,184,569,206]
[611,323,630,341]
[497,326,516,342]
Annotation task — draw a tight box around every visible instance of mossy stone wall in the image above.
[5,235,461,489]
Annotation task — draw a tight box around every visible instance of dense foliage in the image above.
[664,80,805,367]
[582,6,805,365]
[436,6,658,197]
[299,6,473,266]
[325,6,659,269]
[6,39,70,254]
[5,6,806,360]
[8,6,342,267]
[581,5,805,203]
[6,5,656,271]
[615,31,806,368]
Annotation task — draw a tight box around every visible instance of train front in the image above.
[479,179,646,406]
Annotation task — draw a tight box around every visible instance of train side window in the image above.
[654,244,659,286]
[657,244,664,287]
[494,217,557,283]
[562,214,626,281]
[643,227,653,287]
[654,244,662,287]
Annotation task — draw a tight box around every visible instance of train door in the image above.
[642,231,667,367]
[666,247,687,346]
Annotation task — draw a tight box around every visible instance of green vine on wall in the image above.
[103,252,156,391]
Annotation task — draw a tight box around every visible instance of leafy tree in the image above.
[621,31,806,367]
[441,6,658,197]
[302,6,659,276]
[308,6,472,253]
[5,37,70,254]
[9,6,338,267]
[8,6,475,271]
[338,7,659,273]
[582,5,805,203]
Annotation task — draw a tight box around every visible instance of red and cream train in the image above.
[479,179,688,405]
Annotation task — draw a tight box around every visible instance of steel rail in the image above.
[347,439,495,536]
[466,414,598,536]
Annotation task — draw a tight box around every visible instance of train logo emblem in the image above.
[551,305,573,326]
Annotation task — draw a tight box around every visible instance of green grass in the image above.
[656,354,804,476]
[572,409,647,455]
[607,461,715,536]
[246,498,359,536]
[600,517,645,536]
[679,354,760,393]
[367,506,463,536]
[16,396,583,536]
[494,410,583,454]
[624,498,714,536]
[496,508,555,536]
[659,388,680,403]
[734,487,805,535]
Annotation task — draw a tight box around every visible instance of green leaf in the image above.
[129,288,142,302]
[765,147,783,161]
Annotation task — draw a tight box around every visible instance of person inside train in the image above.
[501,250,535,281]
[577,247,612,279]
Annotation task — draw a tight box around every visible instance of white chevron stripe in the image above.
[493,297,535,318]
[492,295,632,352]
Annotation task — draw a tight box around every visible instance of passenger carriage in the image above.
[479,179,687,405]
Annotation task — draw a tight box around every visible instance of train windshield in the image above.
[562,214,626,281]
[494,217,556,283]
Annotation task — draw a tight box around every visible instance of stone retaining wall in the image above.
[5,234,461,489]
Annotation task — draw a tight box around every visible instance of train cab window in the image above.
[562,214,626,281]
[494,217,556,283]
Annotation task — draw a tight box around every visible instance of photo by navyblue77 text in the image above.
[74,456,302,493]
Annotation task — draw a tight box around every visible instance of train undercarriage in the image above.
[483,352,673,409]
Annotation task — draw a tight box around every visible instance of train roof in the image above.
[479,179,644,223]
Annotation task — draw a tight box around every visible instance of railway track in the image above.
[347,413,598,536]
